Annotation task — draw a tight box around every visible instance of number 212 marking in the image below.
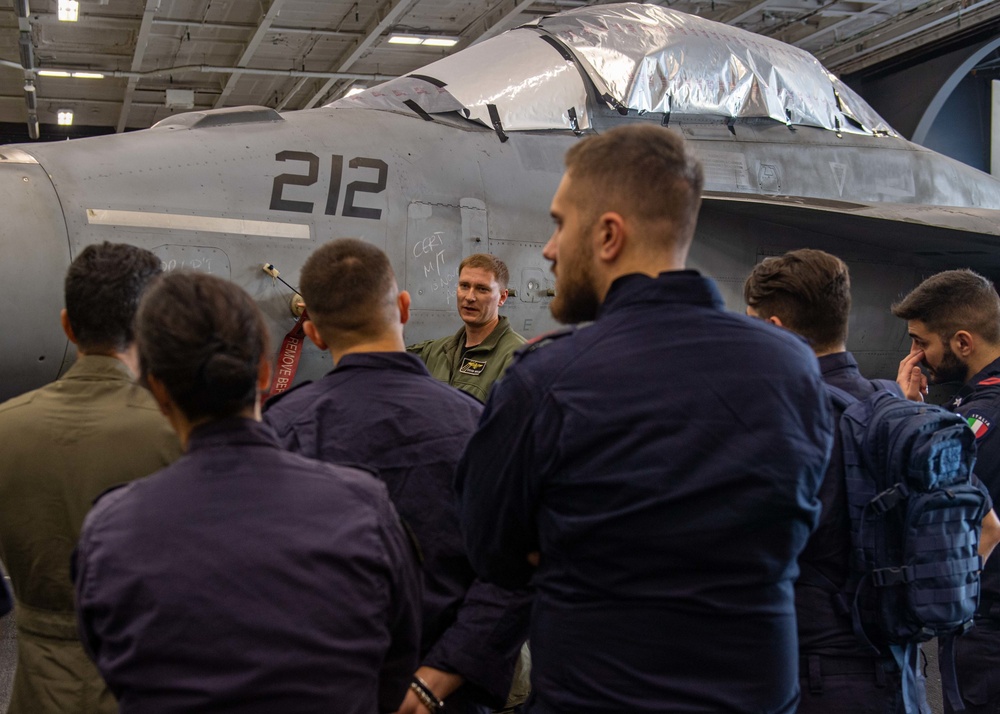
[269,151,388,220]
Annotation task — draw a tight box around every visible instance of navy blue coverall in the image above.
[945,355,1000,713]
[456,271,833,714]
[796,351,906,713]
[74,418,421,714]
[264,352,532,714]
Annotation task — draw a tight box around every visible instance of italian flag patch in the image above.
[967,415,992,439]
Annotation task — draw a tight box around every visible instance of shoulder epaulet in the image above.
[263,379,315,410]
[91,481,130,507]
[978,377,1000,387]
[522,324,586,353]
[0,388,40,414]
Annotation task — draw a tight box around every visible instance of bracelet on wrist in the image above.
[410,675,445,713]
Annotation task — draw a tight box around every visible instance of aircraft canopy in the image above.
[331,2,895,137]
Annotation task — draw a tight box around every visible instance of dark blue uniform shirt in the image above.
[456,271,833,714]
[797,352,881,657]
[264,352,531,713]
[74,418,421,714]
[950,355,1000,614]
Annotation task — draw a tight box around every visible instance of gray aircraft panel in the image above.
[0,158,71,393]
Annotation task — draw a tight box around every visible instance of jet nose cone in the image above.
[0,152,71,401]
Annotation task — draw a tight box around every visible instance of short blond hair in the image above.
[459,254,510,290]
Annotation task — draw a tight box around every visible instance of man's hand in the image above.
[897,349,928,402]
[394,666,463,714]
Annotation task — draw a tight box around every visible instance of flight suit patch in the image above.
[966,413,993,440]
[459,357,487,376]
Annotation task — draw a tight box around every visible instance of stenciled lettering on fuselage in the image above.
[269,151,388,220]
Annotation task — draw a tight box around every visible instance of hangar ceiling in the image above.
[2,0,999,137]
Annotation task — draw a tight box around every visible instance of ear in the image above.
[303,320,328,351]
[952,330,975,357]
[594,211,626,262]
[60,309,78,345]
[398,290,411,326]
[497,289,509,308]
[256,356,272,393]
[745,306,782,328]
[144,372,174,418]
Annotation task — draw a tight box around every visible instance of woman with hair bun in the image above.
[73,271,421,714]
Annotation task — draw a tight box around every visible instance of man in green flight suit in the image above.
[0,242,181,714]
[408,253,525,402]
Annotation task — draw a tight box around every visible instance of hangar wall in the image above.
[846,37,1000,173]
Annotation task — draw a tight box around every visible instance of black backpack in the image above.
[821,381,988,713]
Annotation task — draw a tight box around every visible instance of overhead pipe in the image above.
[16,0,36,139]
[112,64,396,81]
[18,33,33,70]
[151,18,365,38]
[0,63,397,82]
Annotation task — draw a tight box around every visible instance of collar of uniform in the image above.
[464,316,513,352]
[331,351,431,377]
[817,351,860,379]
[187,417,282,452]
[599,270,723,317]
[442,315,514,358]
[966,354,1000,388]
[61,354,136,383]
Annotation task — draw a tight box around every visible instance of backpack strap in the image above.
[825,383,859,411]
[890,641,933,714]
[939,634,968,712]
[819,384,880,650]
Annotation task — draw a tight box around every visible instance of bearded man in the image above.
[894,269,1000,714]
[455,124,834,714]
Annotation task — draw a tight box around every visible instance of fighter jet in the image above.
[3,2,1000,401]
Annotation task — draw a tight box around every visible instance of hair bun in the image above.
[200,352,256,400]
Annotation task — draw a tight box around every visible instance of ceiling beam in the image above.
[116,0,160,133]
[710,0,774,26]
[469,0,538,46]
[780,0,898,48]
[302,0,418,109]
[275,77,309,110]
[816,0,1000,74]
[213,0,288,109]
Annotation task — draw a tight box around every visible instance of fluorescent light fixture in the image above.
[387,33,459,47]
[57,0,78,22]
[387,34,423,45]
[57,109,74,126]
[422,37,458,47]
[37,70,103,79]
